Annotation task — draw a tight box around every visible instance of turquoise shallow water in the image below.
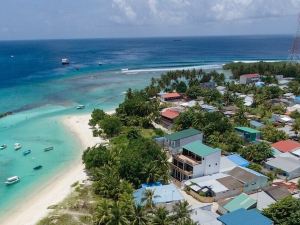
[0,68,164,216]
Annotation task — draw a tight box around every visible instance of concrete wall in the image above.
[167,134,203,154]
[203,151,221,176]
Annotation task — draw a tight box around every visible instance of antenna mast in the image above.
[288,14,300,62]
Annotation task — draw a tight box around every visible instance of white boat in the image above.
[5,176,20,185]
[0,144,7,150]
[121,68,129,72]
[98,61,103,66]
[61,58,70,65]
[76,105,85,110]
[14,143,22,150]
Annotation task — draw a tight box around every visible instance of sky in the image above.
[1,0,300,40]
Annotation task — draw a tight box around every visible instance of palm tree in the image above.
[132,205,149,225]
[109,201,131,225]
[171,201,191,221]
[293,118,300,138]
[141,189,155,210]
[93,199,113,225]
[142,161,161,184]
[151,206,172,225]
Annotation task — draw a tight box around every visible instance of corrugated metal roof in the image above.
[165,128,201,141]
[183,141,220,157]
[227,154,249,167]
[218,208,273,225]
[223,193,257,212]
[133,184,184,205]
[235,126,260,134]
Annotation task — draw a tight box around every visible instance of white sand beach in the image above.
[1,112,110,225]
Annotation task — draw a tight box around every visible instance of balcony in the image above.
[174,154,201,166]
[170,163,193,176]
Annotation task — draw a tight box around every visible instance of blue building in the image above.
[250,120,265,129]
[218,208,273,225]
[227,154,249,167]
[294,96,300,104]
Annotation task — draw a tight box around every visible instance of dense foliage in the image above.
[263,196,300,225]
[224,62,300,79]
[239,142,273,164]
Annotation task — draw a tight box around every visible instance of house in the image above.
[171,141,221,181]
[249,191,276,210]
[218,193,257,214]
[160,92,182,102]
[164,128,203,154]
[239,73,260,84]
[287,104,300,113]
[190,206,222,225]
[262,185,291,201]
[226,167,268,193]
[160,109,180,129]
[201,104,217,112]
[226,154,249,167]
[271,139,300,153]
[272,114,293,124]
[133,184,184,207]
[250,120,265,129]
[220,156,240,172]
[218,208,273,225]
[294,96,300,104]
[184,173,243,201]
[235,127,261,142]
[265,153,300,180]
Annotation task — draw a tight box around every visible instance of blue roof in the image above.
[250,120,264,129]
[227,154,249,167]
[133,184,184,205]
[141,182,162,188]
[218,209,273,225]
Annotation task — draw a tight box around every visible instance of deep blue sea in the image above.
[0,35,293,217]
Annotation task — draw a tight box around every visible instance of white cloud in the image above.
[112,0,137,22]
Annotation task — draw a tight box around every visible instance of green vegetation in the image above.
[263,196,300,225]
[224,61,300,79]
[239,142,273,163]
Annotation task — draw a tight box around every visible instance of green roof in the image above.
[235,127,260,134]
[224,193,257,213]
[165,128,201,141]
[182,141,220,157]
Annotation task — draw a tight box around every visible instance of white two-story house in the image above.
[171,140,221,181]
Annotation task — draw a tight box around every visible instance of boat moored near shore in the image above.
[14,143,22,150]
[0,144,7,150]
[76,105,85,110]
[61,58,70,65]
[5,176,20,185]
[44,146,54,152]
[23,149,31,156]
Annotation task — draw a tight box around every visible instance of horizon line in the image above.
[0,33,295,42]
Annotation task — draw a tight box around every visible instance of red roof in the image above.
[161,109,180,120]
[240,73,260,78]
[271,140,300,153]
[162,92,181,99]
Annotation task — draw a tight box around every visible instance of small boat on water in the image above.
[0,144,7,150]
[23,149,31,156]
[33,165,43,170]
[61,58,70,65]
[44,146,54,152]
[5,176,20,185]
[121,68,129,72]
[14,143,22,150]
[76,105,85,110]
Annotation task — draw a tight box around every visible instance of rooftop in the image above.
[249,191,276,211]
[235,126,260,134]
[226,167,266,183]
[223,193,257,212]
[161,109,180,120]
[183,141,220,157]
[165,128,201,141]
[263,185,291,201]
[271,139,300,153]
[240,73,260,78]
[133,184,184,206]
[265,154,300,173]
[218,208,273,225]
[162,92,181,99]
[227,154,249,167]
[216,176,244,190]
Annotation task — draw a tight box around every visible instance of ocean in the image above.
[0,35,293,216]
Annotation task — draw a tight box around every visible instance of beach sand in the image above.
[1,113,109,225]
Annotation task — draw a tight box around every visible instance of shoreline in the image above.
[1,112,112,225]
